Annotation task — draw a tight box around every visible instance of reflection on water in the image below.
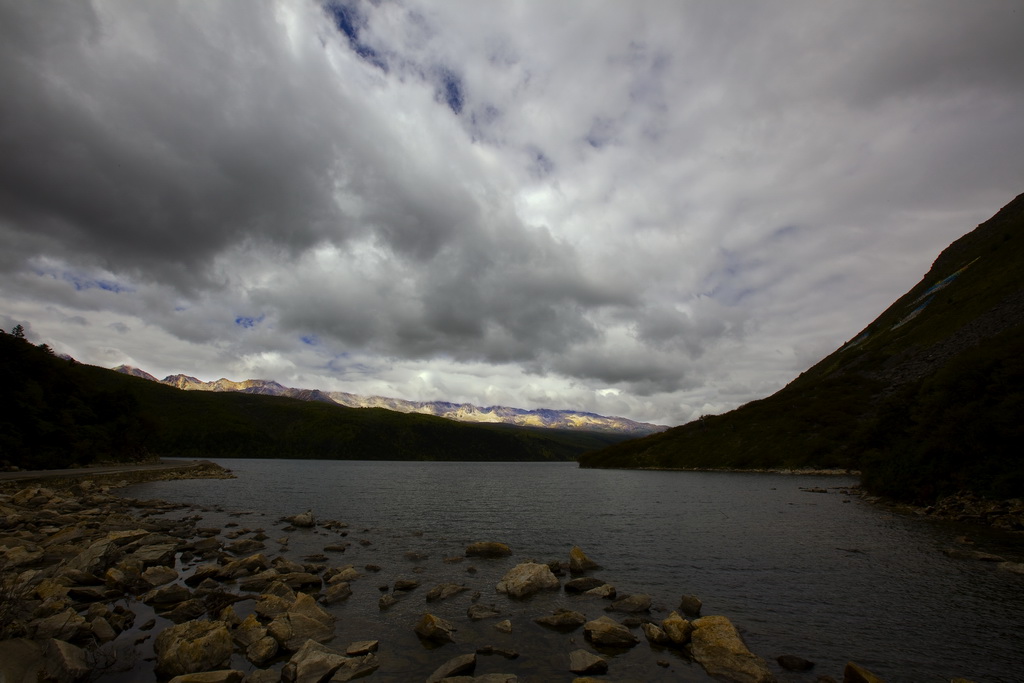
[123,460,1024,682]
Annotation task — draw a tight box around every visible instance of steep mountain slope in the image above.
[1,335,629,469]
[113,369,665,435]
[580,192,1024,503]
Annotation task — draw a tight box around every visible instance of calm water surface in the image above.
[122,460,1024,682]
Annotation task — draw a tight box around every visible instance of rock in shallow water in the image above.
[154,619,234,677]
[495,563,559,598]
[690,615,774,683]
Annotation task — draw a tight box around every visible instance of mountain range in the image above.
[581,191,1024,504]
[111,367,666,436]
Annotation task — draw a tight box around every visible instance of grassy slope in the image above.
[0,337,627,468]
[580,192,1024,503]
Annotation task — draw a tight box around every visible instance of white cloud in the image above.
[1,0,1022,425]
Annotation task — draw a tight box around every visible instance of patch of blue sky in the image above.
[323,1,388,71]
[300,334,319,346]
[58,271,132,294]
[235,314,265,329]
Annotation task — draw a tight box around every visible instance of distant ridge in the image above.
[580,191,1024,504]
[112,367,667,436]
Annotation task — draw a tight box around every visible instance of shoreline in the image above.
[0,459,234,491]
[581,464,862,476]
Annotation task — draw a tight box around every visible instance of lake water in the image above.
[122,459,1024,682]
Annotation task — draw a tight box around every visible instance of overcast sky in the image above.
[2,1,1022,426]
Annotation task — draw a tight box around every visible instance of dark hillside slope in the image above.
[580,192,1024,503]
[0,333,616,468]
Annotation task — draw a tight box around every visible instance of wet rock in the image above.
[346,640,379,655]
[281,640,348,683]
[378,594,398,610]
[163,598,207,623]
[564,577,605,594]
[327,566,360,583]
[415,613,457,644]
[43,638,90,683]
[247,635,279,666]
[661,611,693,646]
[569,648,608,675]
[233,613,268,649]
[332,654,380,682]
[394,578,421,592]
[467,604,502,621]
[495,620,513,633]
[427,653,477,682]
[267,592,336,651]
[569,546,600,574]
[324,543,349,552]
[642,622,670,645]
[0,638,45,683]
[534,608,586,631]
[777,654,815,671]
[582,616,638,648]
[142,565,179,587]
[321,581,353,605]
[364,564,382,572]
[495,562,559,598]
[584,584,616,599]
[286,511,316,528]
[998,561,1024,575]
[225,538,265,555]
[426,583,469,602]
[154,619,234,677]
[465,541,513,558]
[606,593,651,613]
[679,594,703,617]
[142,583,192,606]
[844,661,885,682]
[31,607,86,640]
[90,616,118,643]
[255,594,294,620]
[167,672,245,683]
[185,563,223,586]
[128,542,178,567]
[690,615,774,683]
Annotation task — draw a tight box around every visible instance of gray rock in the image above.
[568,648,608,674]
[426,653,476,683]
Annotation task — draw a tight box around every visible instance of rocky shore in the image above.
[0,473,949,682]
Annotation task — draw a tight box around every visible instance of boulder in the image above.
[568,649,608,675]
[321,581,353,605]
[287,511,316,528]
[844,661,885,683]
[328,566,360,583]
[415,613,457,644]
[468,604,502,620]
[661,611,693,646]
[582,616,638,648]
[690,615,774,683]
[607,593,651,613]
[0,638,45,683]
[142,583,192,606]
[167,672,245,683]
[247,636,279,666]
[142,565,179,588]
[426,583,469,602]
[534,609,586,631]
[154,619,234,677]
[466,542,513,558]
[267,593,336,651]
[426,653,477,683]
[495,563,559,598]
[679,594,703,616]
[128,542,178,568]
[346,640,379,655]
[332,654,380,682]
[564,577,605,594]
[584,584,616,599]
[43,638,90,683]
[568,546,600,573]
[31,607,86,640]
[225,538,265,556]
[281,640,348,683]
[642,622,670,645]
[777,654,815,671]
[163,599,208,624]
